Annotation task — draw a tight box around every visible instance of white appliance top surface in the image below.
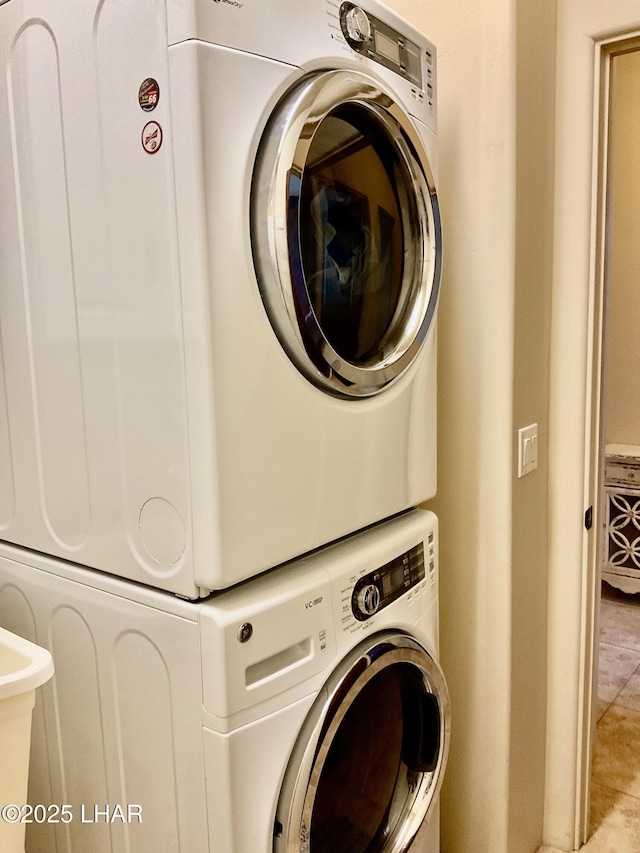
[166,0,437,128]
[166,0,435,56]
[606,443,640,459]
[0,509,437,614]
[0,509,439,731]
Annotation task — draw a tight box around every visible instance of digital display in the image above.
[341,7,425,89]
[375,30,401,66]
[382,564,405,597]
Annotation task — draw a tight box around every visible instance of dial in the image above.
[344,6,372,45]
[355,583,381,617]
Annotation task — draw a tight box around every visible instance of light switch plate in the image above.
[518,423,538,478]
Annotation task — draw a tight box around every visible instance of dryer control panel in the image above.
[351,542,426,621]
[340,2,426,90]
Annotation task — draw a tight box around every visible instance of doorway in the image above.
[545,10,640,849]
[587,38,640,845]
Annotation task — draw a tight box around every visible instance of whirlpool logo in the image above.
[212,0,244,7]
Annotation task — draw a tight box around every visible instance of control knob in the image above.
[355,583,380,618]
[344,6,372,44]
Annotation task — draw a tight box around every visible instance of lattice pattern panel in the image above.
[605,488,640,576]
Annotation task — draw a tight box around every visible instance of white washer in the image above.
[0,0,441,598]
[0,509,448,853]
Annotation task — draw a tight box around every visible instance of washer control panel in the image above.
[339,2,424,88]
[351,543,426,621]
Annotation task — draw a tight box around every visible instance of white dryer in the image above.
[0,0,441,597]
[0,509,449,853]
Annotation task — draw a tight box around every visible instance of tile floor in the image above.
[540,582,640,852]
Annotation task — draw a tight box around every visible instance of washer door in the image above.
[252,70,442,398]
[273,631,450,853]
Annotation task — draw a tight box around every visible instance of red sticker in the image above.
[141,121,163,154]
[139,78,160,112]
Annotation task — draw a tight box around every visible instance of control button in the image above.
[344,6,371,44]
[355,583,380,617]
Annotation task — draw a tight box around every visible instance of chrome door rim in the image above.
[252,69,442,398]
[273,631,450,852]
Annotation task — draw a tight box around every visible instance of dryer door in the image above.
[252,70,441,398]
[273,631,450,853]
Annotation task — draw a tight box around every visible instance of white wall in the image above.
[385,1,555,851]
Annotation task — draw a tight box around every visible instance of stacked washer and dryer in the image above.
[0,0,449,851]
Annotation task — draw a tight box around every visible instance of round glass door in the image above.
[252,70,441,398]
[273,632,450,852]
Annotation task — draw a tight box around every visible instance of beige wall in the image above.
[509,1,555,849]
[605,49,640,447]
[384,1,555,851]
